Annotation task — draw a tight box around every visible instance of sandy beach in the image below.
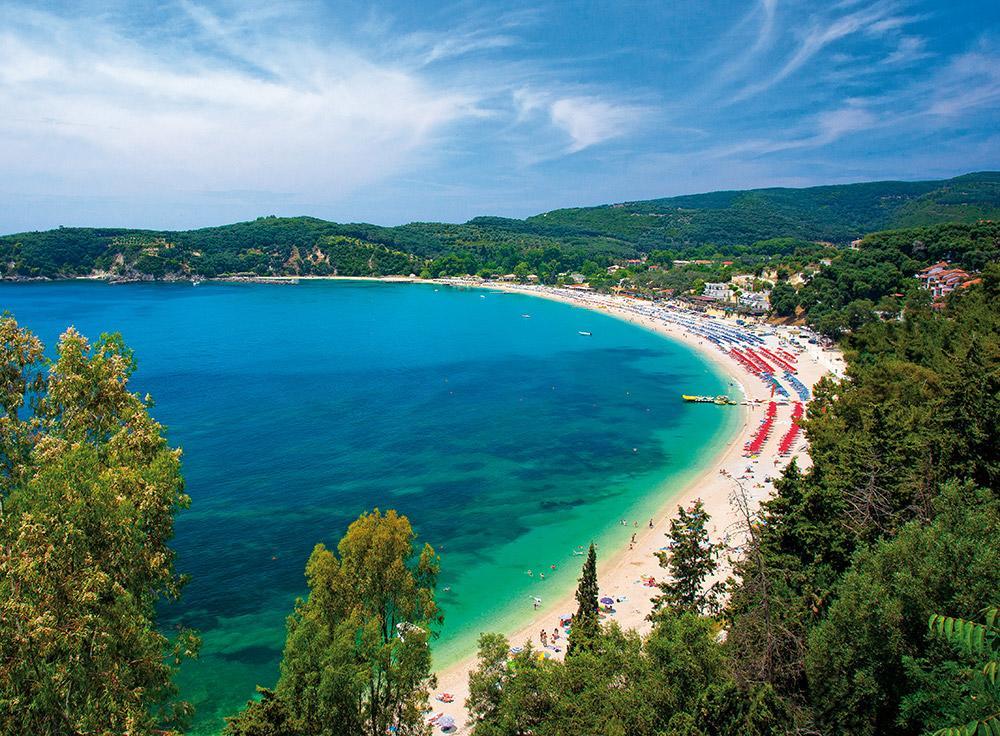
[424,280,843,733]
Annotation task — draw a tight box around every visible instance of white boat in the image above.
[578,331,592,336]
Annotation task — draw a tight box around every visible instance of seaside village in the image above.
[428,252,973,733]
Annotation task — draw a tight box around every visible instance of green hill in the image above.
[1,172,997,280]
[523,171,1000,247]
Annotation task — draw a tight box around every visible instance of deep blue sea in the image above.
[0,280,737,734]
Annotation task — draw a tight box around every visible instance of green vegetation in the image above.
[530,172,1000,247]
[0,318,197,735]
[914,608,999,735]
[225,509,441,736]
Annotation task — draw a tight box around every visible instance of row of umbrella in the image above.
[777,402,805,455]
[744,401,778,456]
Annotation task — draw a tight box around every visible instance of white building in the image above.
[703,282,733,301]
[739,291,770,312]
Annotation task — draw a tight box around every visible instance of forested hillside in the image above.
[1,172,996,280]
[529,171,1000,247]
[779,220,1000,336]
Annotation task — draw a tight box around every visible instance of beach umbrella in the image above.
[439,715,456,731]
[600,597,614,605]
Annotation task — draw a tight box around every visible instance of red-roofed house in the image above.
[916,261,977,300]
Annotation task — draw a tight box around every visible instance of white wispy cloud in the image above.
[511,88,648,155]
[732,1,919,101]
[710,106,878,158]
[883,35,933,65]
[549,96,642,153]
[923,41,1000,116]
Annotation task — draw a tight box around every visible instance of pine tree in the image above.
[655,500,721,615]
[569,543,599,654]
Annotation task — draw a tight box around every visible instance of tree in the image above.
[805,484,1000,736]
[466,639,554,736]
[467,633,513,728]
[569,543,599,654]
[228,509,441,736]
[224,688,297,736]
[654,500,721,615]
[645,611,726,717]
[513,261,531,283]
[0,319,197,735]
[769,282,798,317]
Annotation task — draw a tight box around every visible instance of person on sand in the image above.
[648,518,653,528]
[552,628,560,642]
[540,630,548,647]
[631,533,636,543]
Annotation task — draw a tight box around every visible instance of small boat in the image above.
[578,331,592,336]
[682,394,736,405]
[521,314,531,318]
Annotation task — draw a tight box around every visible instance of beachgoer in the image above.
[648,518,653,528]
[631,533,636,543]
[540,630,548,647]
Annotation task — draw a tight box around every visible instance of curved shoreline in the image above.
[425,281,838,733]
[14,276,837,733]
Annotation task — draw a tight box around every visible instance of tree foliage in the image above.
[569,543,599,654]
[0,317,196,735]
[226,509,441,736]
[466,612,790,736]
[654,499,721,615]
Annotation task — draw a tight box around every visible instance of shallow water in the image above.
[0,280,737,733]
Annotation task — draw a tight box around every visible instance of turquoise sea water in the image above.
[0,280,738,734]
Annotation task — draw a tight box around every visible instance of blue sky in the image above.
[1,0,998,232]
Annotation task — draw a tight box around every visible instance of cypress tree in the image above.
[569,542,599,654]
